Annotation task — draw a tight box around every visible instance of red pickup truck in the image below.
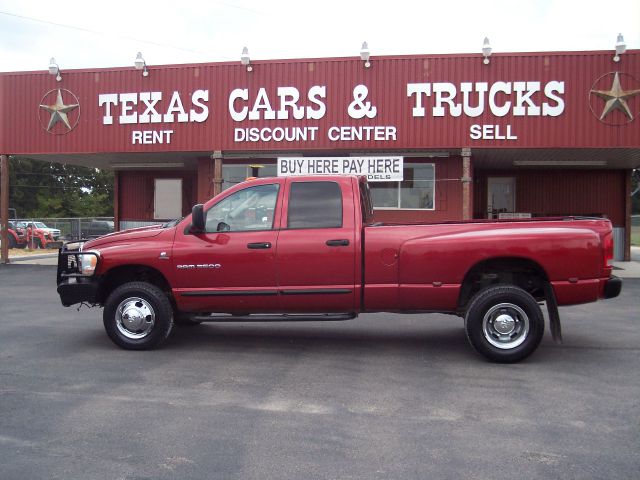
[56,175,621,362]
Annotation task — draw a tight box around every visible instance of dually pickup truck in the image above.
[57,175,622,362]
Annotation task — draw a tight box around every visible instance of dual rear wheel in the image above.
[464,285,545,363]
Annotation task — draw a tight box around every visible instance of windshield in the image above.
[33,222,47,228]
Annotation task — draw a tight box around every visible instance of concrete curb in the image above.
[7,253,58,262]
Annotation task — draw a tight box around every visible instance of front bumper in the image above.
[56,247,101,307]
[57,278,100,306]
[603,275,622,299]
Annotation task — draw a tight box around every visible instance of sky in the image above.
[0,0,638,73]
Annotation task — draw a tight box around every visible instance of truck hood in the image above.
[83,224,165,249]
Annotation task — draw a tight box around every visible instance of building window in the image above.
[369,162,435,210]
[222,164,277,190]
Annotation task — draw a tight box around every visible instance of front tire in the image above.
[464,285,544,363]
[103,282,174,350]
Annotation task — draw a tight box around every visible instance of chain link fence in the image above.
[14,217,115,242]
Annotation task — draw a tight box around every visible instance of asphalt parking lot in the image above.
[1,265,638,480]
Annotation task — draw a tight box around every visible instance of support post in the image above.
[1,154,9,264]
[213,151,223,197]
[461,148,473,220]
[624,169,631,261]
[113,170,120,232]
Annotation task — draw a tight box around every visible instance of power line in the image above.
[0,10,233,60]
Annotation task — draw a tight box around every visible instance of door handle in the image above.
[326,239,350,247]
[247,242,272,249]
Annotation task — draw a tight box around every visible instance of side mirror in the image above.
[190,204,205,233]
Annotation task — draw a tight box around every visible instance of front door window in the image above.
[205,184,279,232]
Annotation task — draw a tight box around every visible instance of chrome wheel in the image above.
[115,297,156,340]
[482,302,530,350]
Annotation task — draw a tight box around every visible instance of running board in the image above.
[191,312,358,322]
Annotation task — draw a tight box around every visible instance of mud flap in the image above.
[544,282,563,344]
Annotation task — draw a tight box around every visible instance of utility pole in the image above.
[1,154,9,264]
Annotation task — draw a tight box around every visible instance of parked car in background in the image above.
[23,221,61,241]
[82,219,115,239]
[6,221,27,248]
[17,222,62,249]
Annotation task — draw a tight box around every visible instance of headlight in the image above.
[78,252,99,276]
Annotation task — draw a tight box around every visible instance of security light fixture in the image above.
[482,37,492,65]
[360,42,371,68]
[241,47,252,71]
[48,57,62,81]
[613,33,626,62]
[134,52,149,77]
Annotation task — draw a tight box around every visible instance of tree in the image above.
[8,157,114,218]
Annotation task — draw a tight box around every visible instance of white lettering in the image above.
[432,83,461,117]
[543,81,565,116]
[98,93,118,125]
[190,90,209,122]
[233,127,319,143]
[132,130,174,144]
[139,92,162,124]
[118,93,138,124]
[407,83,431,117]
[470,124,481,140]
[229,88,249,122]
[469,124,517,141]
[488,82,512,117]
[277,87,304,120]
[163,91,188,123]
[461,82,488,117]
[513,81,541,116]
[407,80,564,119]
[327,125,397,142]
[307,85,326,120]
[249,88,276,120]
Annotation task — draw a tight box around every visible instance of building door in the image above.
[487,177,515,219]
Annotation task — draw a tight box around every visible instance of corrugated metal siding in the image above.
[1,50,638,154]
[474,169,626,226]
[119,171,196,221]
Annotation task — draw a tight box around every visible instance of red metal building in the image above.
[0,49,638,259]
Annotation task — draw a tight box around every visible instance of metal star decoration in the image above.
[39,89,79,131]
[590,72,640,121]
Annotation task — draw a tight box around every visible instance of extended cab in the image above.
[56,176,621,362]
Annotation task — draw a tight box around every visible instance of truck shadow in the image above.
[165,321,477,361]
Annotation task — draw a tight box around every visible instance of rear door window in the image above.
[287,181,343,229]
